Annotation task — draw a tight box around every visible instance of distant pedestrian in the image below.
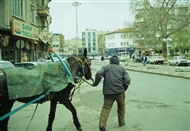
[142,53,147,66]
[92,55,131,131]
[132,54,135,63]
[101,55,104,61]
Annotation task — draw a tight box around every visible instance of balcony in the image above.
[37,8,49,17]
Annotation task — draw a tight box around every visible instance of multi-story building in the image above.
[51,33,65,55]
[82,29,98,56]
[0,0,52,63]
[64,38,82,54]
[105,28,135,57]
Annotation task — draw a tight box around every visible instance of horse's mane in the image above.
[66,56,80,76]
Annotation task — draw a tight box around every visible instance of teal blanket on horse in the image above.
[3,62,75,100]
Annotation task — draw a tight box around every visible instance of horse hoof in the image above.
[77,127,82,131]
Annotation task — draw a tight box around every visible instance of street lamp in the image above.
[163,38,172,68]
[72,1,81,54]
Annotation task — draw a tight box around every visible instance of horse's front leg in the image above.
[61,99,82,131]
[46,98,57,131]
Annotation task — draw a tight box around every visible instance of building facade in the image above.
[82,29,98,56]
[0,0,52,63]
[105,28,136,57]
[64,38,82,54]
[51,33,65,55]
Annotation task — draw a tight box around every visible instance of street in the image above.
[7,63,190,131]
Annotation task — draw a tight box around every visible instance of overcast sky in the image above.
[49,0,135,40]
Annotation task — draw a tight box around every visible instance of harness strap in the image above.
[0,93,48,121]
[25,103,39,131]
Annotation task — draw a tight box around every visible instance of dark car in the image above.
[133,55,142,63]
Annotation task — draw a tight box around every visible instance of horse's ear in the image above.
[84,48,87,58]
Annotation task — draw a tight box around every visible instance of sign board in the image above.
[39,28,52,44]
[12,18,39,40]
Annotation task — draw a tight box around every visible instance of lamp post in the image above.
[163,38,172,69]
[72,1,81,54]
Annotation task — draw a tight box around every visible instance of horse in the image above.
[0,49,93,131]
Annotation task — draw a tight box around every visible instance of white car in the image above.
[148,56,164,64]
[0,61,15,69]
[168,56,188,66]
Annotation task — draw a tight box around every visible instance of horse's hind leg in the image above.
[46,99,57,131]
[62,99,82,131]
[0,100,14,131]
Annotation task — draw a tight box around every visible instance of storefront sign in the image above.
[12,18,39,40]
[39,28,52,44]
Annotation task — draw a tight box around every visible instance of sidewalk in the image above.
[92,60,190,79]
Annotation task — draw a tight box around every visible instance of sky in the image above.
[49,0,135,40]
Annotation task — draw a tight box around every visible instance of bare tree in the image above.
[129,0,190,58]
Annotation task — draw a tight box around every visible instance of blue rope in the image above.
[0,93,48,121]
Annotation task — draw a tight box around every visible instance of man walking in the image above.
[142,53,147,66]
[92,55,131,131]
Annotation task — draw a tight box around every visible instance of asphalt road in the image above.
[7,62,190,131]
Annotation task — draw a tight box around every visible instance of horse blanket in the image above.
[3,61,75,100]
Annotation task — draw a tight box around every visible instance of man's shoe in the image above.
[119,123,125,127]
[99,126,107,131]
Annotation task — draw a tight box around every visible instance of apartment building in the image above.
[51,33,65,55]
[82,29,98,56]
[105,28,135,57]
[0,0,52,63]
[64,38,82,54]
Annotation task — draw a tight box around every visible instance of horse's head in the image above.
[66,48,92,81]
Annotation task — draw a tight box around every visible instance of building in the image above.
[82,29,98,56]
[51,33,65,55]
[0,0,52,63]
[105,28,136,57]
[64,38,82,54]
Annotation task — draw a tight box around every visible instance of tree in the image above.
[129,0,190,58]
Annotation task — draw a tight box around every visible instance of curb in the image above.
[124,67,190,79]
[92,60,190,79]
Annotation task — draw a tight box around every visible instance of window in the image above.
[12,0,23,19]
[88,32,91,37]
[30,4,36,24]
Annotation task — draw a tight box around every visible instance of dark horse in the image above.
[0,49,93,131]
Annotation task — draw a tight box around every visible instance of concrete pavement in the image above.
[92,60,190,79]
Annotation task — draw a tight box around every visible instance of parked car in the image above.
[0,61,15,69]
[105,56,112,60]
[14,61,46,69]
[133,55,142,63]
[118,54,130,62]
[148,56,164,64]
[188,60,190,66]
[146,56,152,63]
[168,56,188,66]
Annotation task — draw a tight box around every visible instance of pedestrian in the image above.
[132,54,135,63]
[101,55,104,61]
[141,53,147,66]
[92,55,131,131]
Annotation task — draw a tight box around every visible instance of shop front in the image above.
[0,18,40,63]
[105,47,136,58]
